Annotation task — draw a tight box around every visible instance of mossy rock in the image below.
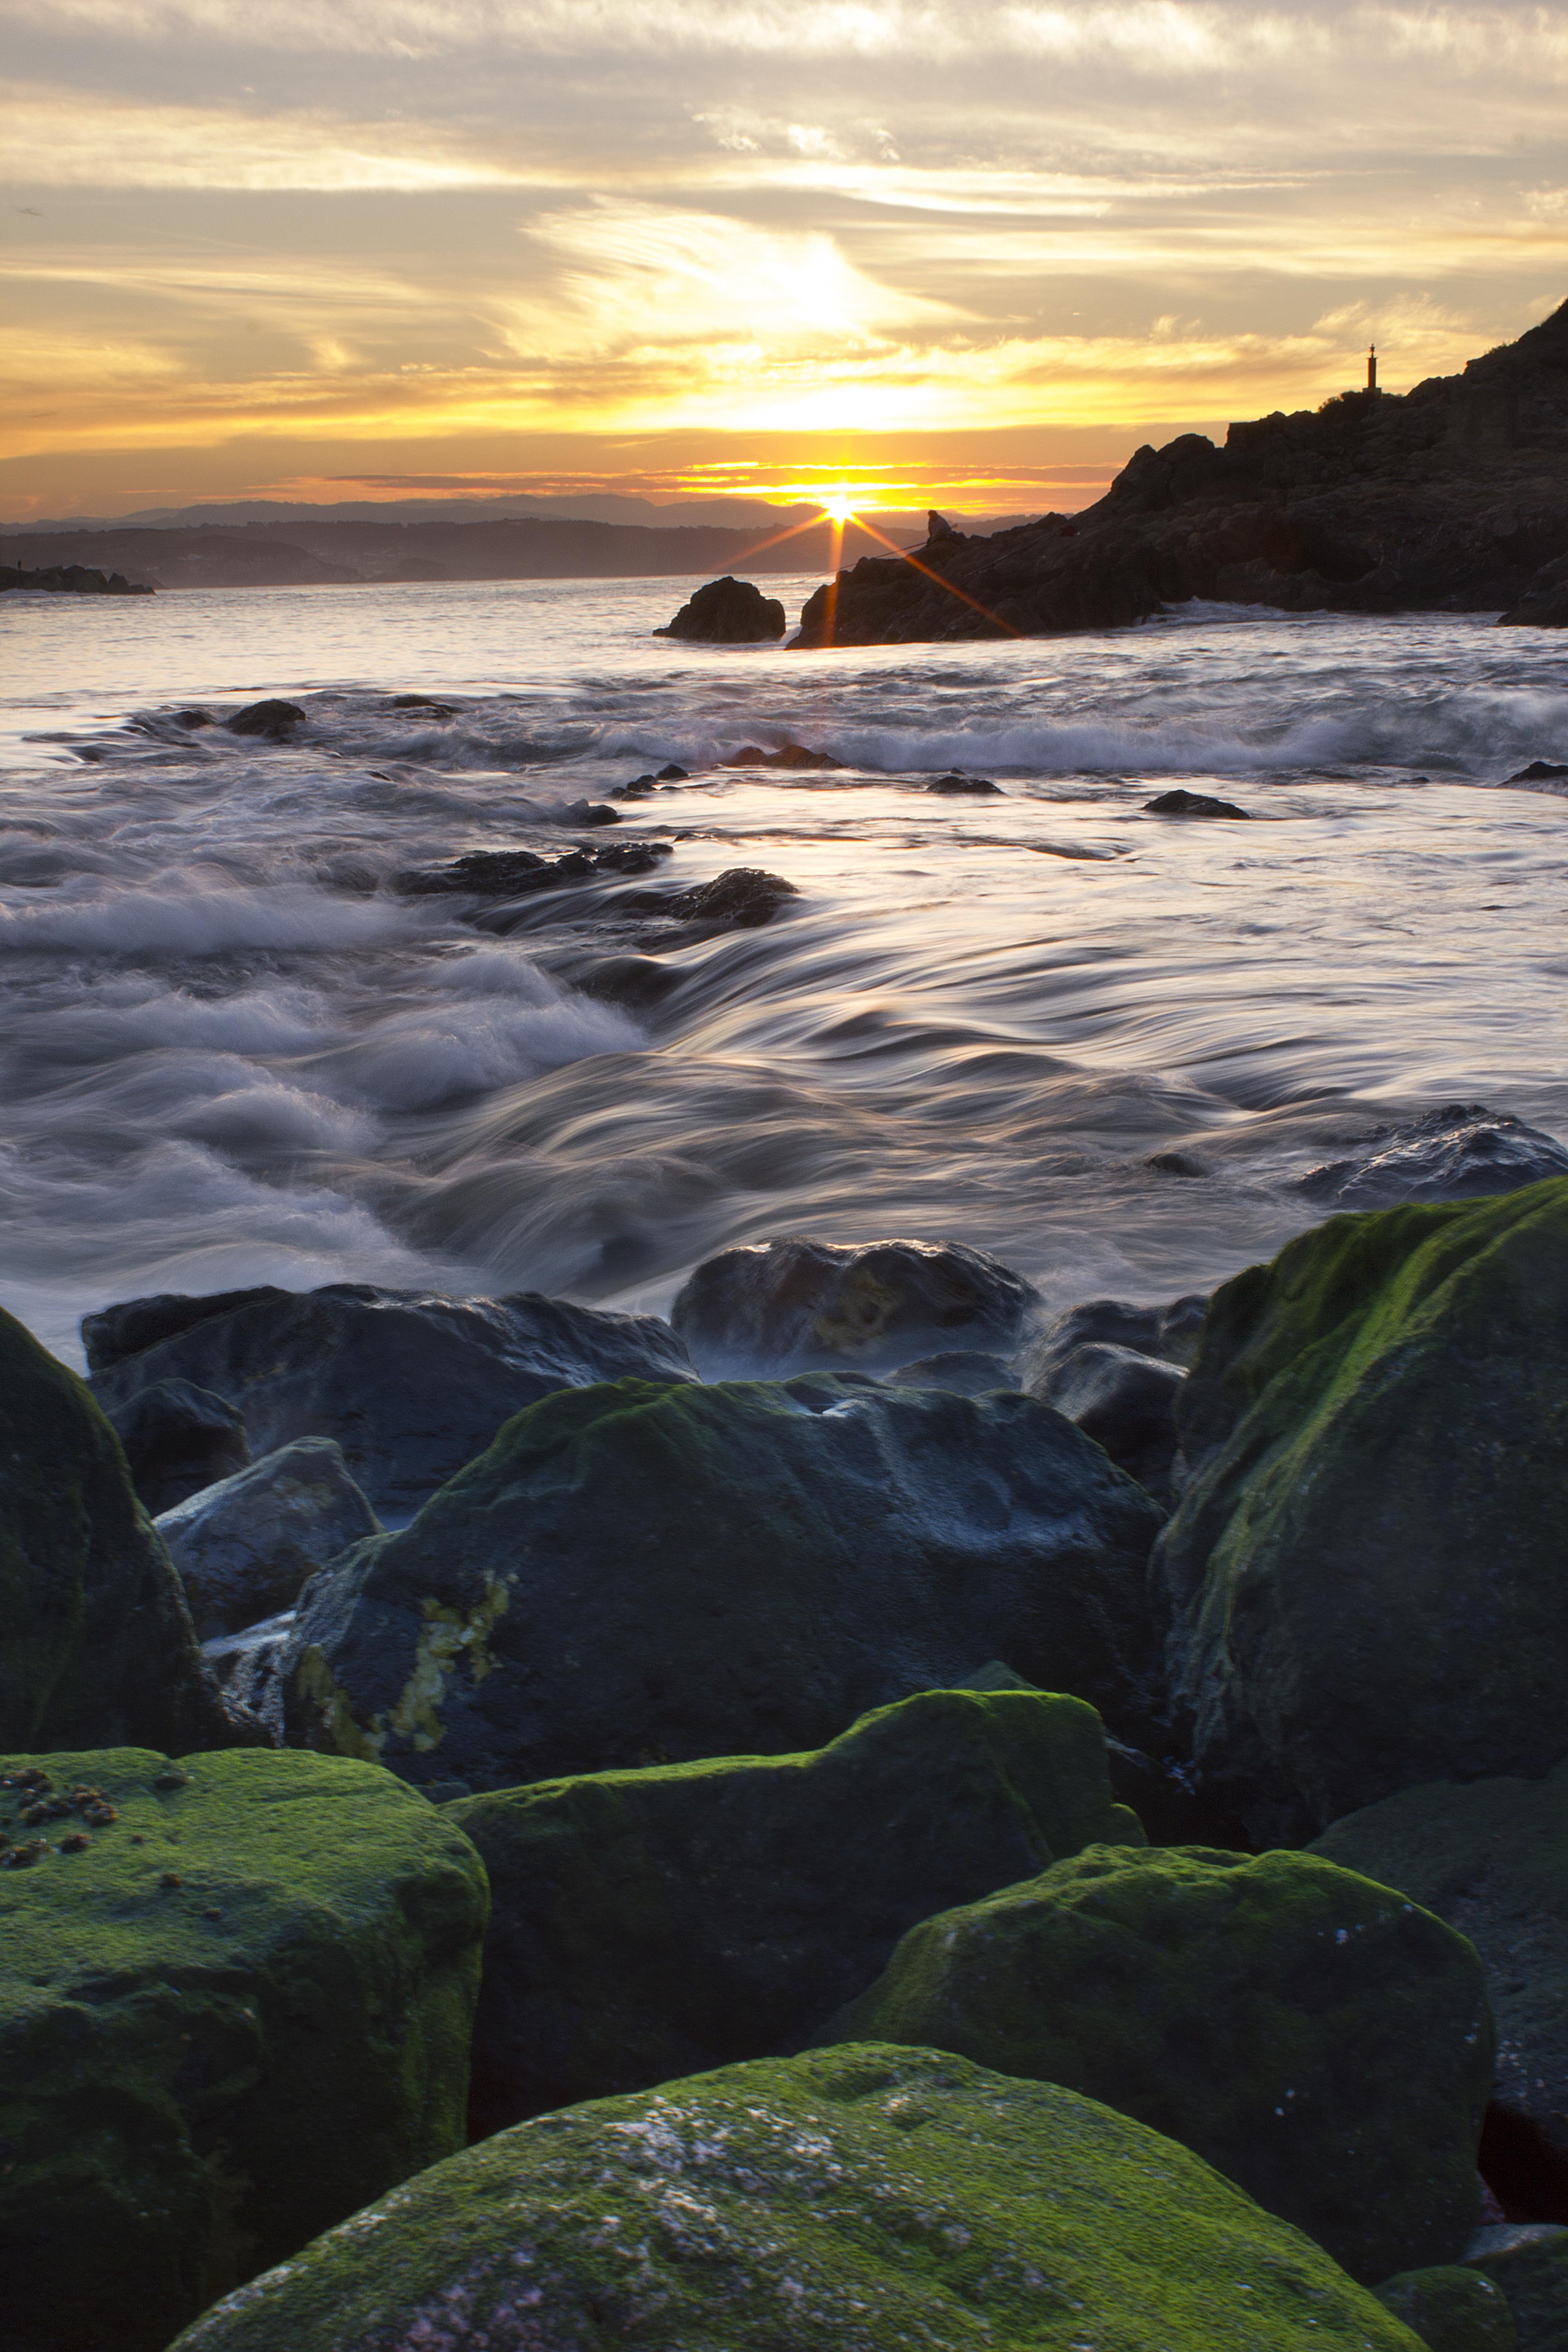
[1311,1761,1568,2171]
[1374,2267,1517,2351]
[450,1686,1146,2133]
[0,1746,488,2352]
[167,2044,1425,2350]
[818,1843,1492,2283]
[1156,1178,1568,1839]
[282,1374,1166,1791]
[1465,2227,1568,2352]
[0,1304,250,1753]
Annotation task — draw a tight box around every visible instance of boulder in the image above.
[1295,1105,1568,1211]
[720,739,845,769]
[1028,1339,1187,1498]
[1498,552,1568,628]
[0,1745,488,2352]
[225,699,304,740]
[450,1686,1145,2134]
[819,1842,1493,2284]
[1311,1762,1568,2181]
[0,1303,251,1756]
[1465,2227,1568,2352]
[1505,760,1568,783]
[157,1438,382,1641]
[395,839,670,896]
[927,771,1002,793]
[884,1348,1020,1395]
[83,1287,286,1375]
[202,1610,294,1744]
[282,1374,1166,1791]
[1019,1289,1210,1379]
[656,575,787,642]
[671,1234,1036,1377]
[164,2044,1422,2352]
[101,1377,250,1514]
[88,1284,697,1518]
[1374,2269,1517,2350]
[1144,787,1251,817]
[626,865,799,929]
[1156,1180,1568,1840]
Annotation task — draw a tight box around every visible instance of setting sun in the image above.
[820,492,858,525]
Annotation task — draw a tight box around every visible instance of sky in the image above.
[4,1,1568,521]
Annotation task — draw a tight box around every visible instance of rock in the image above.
[1465,2227,1568,2352]
[553,798,621,826]
[225,699,305,740]
[1020,1290,1210,1381]
[156,1438,382,1641]
[282,1373,1166,1791]
[1296,1105,1568,1210]
[655,575,787,643]
[1144,787,1251,817]
[174,708,214,727]
[1498,553,1568,627]
[451,1686,1144,2134]
[720,739,845,769]
[819,1842,1493,2284]
[163,2043,1421,2352]
[101,1377,250,1515]
[0,1744,488,2352]
[0,563,153,595]
[1028,1339,1187,1499]
[1157,1179,1568,1842]
[387,693,456,713]
[202,1610,294,1743]
[83,1287,288,1375]
[1374,2268,1517,2350]
[0,1304,253,1755]
[396,838,669,896]
[1505,760,1568,782]
[1311,1761,1568,2185]
[657,761,688,779]
[884,1348,1020,1396]
[927,772,1002,794]
[671,1234,1037,1377]
[88,1284,698,1519]
[625,865,799,930]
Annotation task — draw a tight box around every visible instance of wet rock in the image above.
[395,838,669,896]
[101,1377,250,1515]
[1029,1340,1187,1499]
[1158,1178,1568,1840]
[452,1687,1144,2134]
[671,1234,1036,1377]
[656,574,787,642]
[83,1287,288,1375]
[157,1437,382,1641]
[1144,787,1251,817]
[657,761,688,779]
[927,772,1003,794]
[1505,760,1568,782]
[820,1842,1492,2284]
[0,1304,254,1755]
[553,797,621,826]
[282,1373,1166,1791]
[1147,1146,1214,1176]
[1498,553,1568,628]
[173,708,213,727]
[165,2043,1420,2352]
[1312,1760,1568,2184]
[885,1348,1020,1396]
[0,1744,487,2352]
[626,864,799,930]
[548,949,681,1009]
[1374,2267,1517,2350]
[1020,1290,1210,1381]
[225,699,305,740]
[720,739,845,769]
[1297,1104,1568,1210]
[1465,2227,1568,2351]
[88,1283,697,1518]
[202,1610,294,1743]
[386,693,456,713]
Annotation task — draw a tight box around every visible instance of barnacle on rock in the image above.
[59,1832,91,1855]
[0,1838,49,1869]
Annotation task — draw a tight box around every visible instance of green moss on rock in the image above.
[167,2044,1424,2351]
[0,1304,252,1753]
[1373,2267,1517,2352]
[0,1746,489,2352]
[1156,1179,1568,1839]
[818,1843,1492,2283]
[451,1686,1145,2132]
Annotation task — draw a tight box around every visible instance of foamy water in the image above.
[3,572,1566,1366]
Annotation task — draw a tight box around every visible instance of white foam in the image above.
[0,882,412,957]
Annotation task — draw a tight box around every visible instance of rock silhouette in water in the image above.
[656,575,787,642]
[1144,788,1251,818]
[225,699,305,739]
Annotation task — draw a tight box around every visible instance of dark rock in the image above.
[1505,760,1568,782]
[1157,1179,1568,1841]
[549,951,681,1009]
[1312,1761,1568,2182]
[1020,1291,1210,1382]
[1465,2227,1568,2352]
[173,708,213,727]
[386,694,456,713]
[0,1744,487,2352]
[1029,1340,1187,1499]
[451,1687,1145,2134]
[554,798,621,826]
[1374,2267,1518,2349]
[655,575,787,642]
[83,1286,288,1375]
[1499,552,1568,628]
[927,772,1003,794]
[720,740,845,769]
[282,1374,1166,1790]
[163,2045,1417,2352]
[1147,1147,1214,1176]
[225,699,306,740]
[672,1234,1036,1377]
[1144,787,1251,817]
[202,1610,294,1743]
[0,562,153,595]
[657,761,688,779]
[101,1377,250,1515]
[395,838,670,897]
[820,1842,1492,2284]
[613,772,659,796]
[885,1348,1020,1396]
[88,1284,697,1518]
[628,865,799,930]
[0,1303,255,1755]
[1298,1104,1568,1211]
[157,1437,382,1641]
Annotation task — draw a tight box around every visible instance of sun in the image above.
[820,491,858,524]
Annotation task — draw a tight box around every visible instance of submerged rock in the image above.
[1296,1103,1568,1210]
[0,1304,251,1755]
[225,699,305,739]
[1158,1178,1568,1839]
[820,1842,1492,2284]
[88,1283,697,1518]
[282,1374,1166,1790]
[156,1437,382,1640]
[656,574,787,642]
[720,739,845,768]
[102,1376,250,1515]
[395,838,669,896]
[671,1233,1036,1377]
[451,1686,1144,2133]
[927,772,1003,794]
[1143,787,1251,817]
[165,2044,1420,2352]
[624,864,799,930]
[0,1745,488,2352]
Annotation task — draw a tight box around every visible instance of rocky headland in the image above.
[797,298,1568,644]
[1,561,154,595]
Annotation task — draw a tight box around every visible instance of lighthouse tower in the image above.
[1367,344,1379,392]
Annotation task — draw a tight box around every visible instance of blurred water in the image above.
[3,573,1566,1365]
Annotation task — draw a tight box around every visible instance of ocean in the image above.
[3,570,1566,1371]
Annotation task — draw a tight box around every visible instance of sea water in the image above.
[3,571,1566,1368]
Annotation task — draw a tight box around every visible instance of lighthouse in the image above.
[1367,343,1378,392]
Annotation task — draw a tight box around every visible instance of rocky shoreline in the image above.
[1,560,154,596]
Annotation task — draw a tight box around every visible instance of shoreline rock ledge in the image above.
[795,296,1568,643]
